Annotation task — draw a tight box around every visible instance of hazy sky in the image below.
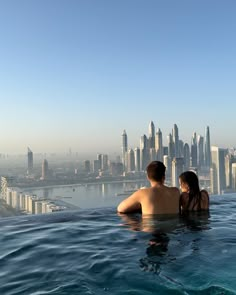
[0,0,235,155]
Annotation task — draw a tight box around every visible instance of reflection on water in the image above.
[119,212,211,277]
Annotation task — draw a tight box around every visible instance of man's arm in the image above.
[117,191,141,213]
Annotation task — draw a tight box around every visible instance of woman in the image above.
[179,171,209,212]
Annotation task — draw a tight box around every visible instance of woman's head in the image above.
[179,171,200,194]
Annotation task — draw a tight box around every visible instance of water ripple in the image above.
[0,197,236,294]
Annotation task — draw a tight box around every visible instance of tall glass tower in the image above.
[155,128,163,161]
[140,135,148,171]
[211,146,226,194]
[27,147,33,175]
[121,130,128,171]
[191,132,198,167]
[134,147,140,172]
[148,121,155,149]
[172,124,179,158]
[205,126,211,169]
[167,133,174,161]
[42,159,49,180]
[197,135,204,169]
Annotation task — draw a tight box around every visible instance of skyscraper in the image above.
[191,132,198,167]
[179,140,184,158]
[149,148,156,162]
[101,154,109,171]
[172,157,184,188]
[84,160,91,173]
[134,147,141,172]
[211,146,226,194]
[42,159,49,180]
[163,155,171,179]
[155,128,163,161]
[172,124,179,158]
[97,153,102,170]
[225,153,234,189]
[205,126,211,169]
[183,143,190,170]
[127,148,135,172]
[197,135,204,169]
[167,133,174,161]
[140,135,149,171]
[121,130,128,171]
[27,147,33,175]
[148,121,155,149]
[231,163,236,191]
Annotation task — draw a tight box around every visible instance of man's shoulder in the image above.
[169,186,180,194]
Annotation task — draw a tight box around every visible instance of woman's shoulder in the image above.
[180,192,189,201]
[201,189,209,197]
[180,192,189,197]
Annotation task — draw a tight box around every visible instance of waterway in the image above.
[26,180,149,209]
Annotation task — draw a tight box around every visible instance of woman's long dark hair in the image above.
[179,171,202,210]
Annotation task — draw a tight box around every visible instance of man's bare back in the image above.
[117,184,180,214]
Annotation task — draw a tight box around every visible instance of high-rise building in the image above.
[121,130,128,171]
[163,155,171,179]
[172,157,184,187]
[84,160,91,173]
[140,135,149,171]
[27,147,33,175]
[210,167,217,194]
[42,159,49,180]
[172,124,179,158]
[225,154,234,189]
[205,126,211,169]
[110,162,123,176]
[231,163,236,191]
[179,140,184,158]
[101,154,109,171]
[127,149,135,172]
[211,146,226,194]
[134,147,141,172]
[148,121,155,149]
[97,154,102,170]
[155,128,163,161]
[197,135,204,169]
[93,160,100,173]
[191,132,198,167]
[167,133,174,161]
[183,143,190,170]
[163,146,168,156]
[149,148,156,162]
[1,176,15,199]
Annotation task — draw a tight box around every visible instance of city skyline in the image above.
[0,1,236,154]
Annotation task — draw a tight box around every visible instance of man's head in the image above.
[146,161,166,182]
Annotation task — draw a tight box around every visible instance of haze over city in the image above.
[0,1,235,155]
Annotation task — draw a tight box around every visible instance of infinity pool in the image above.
[0,195,236,294]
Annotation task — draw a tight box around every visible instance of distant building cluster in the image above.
[121,122,236,194]
[121,122,212,187]
[20,122,236,196]
[1,176,66,214]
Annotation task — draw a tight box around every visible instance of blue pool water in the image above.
[0,195,236,294]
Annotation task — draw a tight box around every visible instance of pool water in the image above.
[0,195,236,294]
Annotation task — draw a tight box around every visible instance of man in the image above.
[117,161,180,214]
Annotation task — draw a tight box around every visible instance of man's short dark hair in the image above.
[146,161,166,182]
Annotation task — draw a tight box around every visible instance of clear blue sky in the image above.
[0,0,235,155]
